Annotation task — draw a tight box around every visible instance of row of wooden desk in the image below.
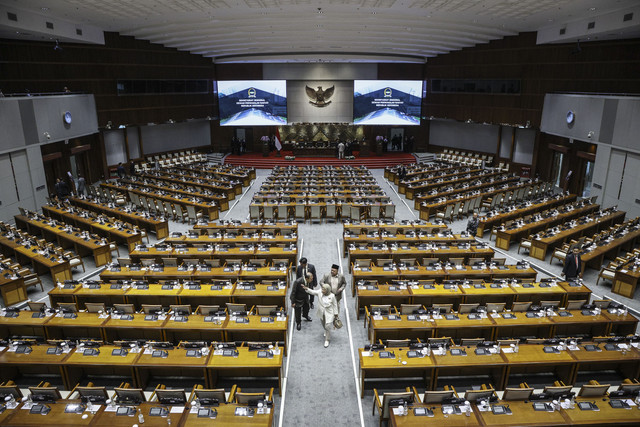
[0,340,284,393]
[0,236,72,283]
[66,197,169,239]
[359,342,640,395]
[477,193,578,238]
[367,308,637,342]
[42,204,145,252]
[0,398,274,427]
[178,163,255,187]
[390,396,640,426]
[0,311,288,357]
[578,219,640,275]
[397,166,484,195]
[343,231,471,257]
[47,281,288,311]
[127,245,298,265]
[14,215,112,267]
[353,279,590,316]
[138,169,241,200]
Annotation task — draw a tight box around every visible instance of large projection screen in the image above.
[353,80,422,125]
[218,80,287,126]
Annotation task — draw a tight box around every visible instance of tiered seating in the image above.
[250,165,394,222]
[598,249,640,298]
[134,149,207,173]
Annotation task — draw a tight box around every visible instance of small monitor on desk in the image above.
[115,388,145,405]
[29,386,62,403]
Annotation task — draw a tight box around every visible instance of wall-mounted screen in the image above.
[218,81,287,126]
[353,80,422,125]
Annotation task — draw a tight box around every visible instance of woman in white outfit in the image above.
[303,283,338,347]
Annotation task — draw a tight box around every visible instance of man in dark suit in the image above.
[296,257,318,309]
[290,272,313,331]
[562,247,583,280]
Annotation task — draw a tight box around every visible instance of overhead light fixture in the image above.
[118,124,126,129]
[105,121,112,130]
[168,119,175,124]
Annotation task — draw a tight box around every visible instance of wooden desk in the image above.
[1,399,100,426]
[612,266,640,298]
[15,214,112,267]
[63,344,138,389]
[473,400,568,426]
[231,282,287,308]
[0,309,51,339]
[162,313,226,343]
[207,346,283,395]
[564,396,640,425]
[224,315,288,357]
[0,343,70,388]
[45,311,108,341]
[356,284,412,319]
[179,402,274,426]
[502,344,575,389]
[102,312,166,342]
[390,402,483,427]
[581,225,640,274]
[359,347,435,396]
[0,273,27,306]
[0,236,72,283]
[65,197,169,239]
[134,346,210,389]
[569,342,640,386]
[431,344,507,391]
[91,401,185,426]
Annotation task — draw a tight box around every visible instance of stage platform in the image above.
[223,151,416,169]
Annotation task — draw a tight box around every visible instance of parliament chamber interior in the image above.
[1,0,640,425]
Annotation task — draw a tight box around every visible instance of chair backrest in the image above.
[503,387,534,401]
[114,304,135,314]
[235,391,268,405]
[385,339,410,348]
[226,303,246,314]
[380,392,414,419]
[141,304,163,314]
[448,257,464,266]
[485,302,506,313]
[85,302,105,313]
[57,302,78,312]
[399,304,421,315]
[375,259,394,267]
[197,305,220,315]
[540,300,560,308]
[512,302,531,312]
[432,303,453,313]
[459,303,479,314]
[565,299,586,310]
[27,301,46,311]
[170,305,192,315]
[592,299,611,309]
[578,384,610,397]
[194,388,227,404]
[162,257,178,267]
[255,305,278,315]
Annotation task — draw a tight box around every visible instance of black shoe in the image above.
[296,323,301,331]
[309,302,314,309]
[303,316,312,322]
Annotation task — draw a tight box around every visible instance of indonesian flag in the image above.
[275,128,282,151]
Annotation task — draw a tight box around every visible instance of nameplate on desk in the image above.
[378,351,395,358]
[609,399,631,409]
[235,317,249,323]
[406,266,419,271]
[525,312,540,318]
[473,284,486,289]
[269,267,280,271]
[199,266,211,272]
[426,266,435,271]
[443,284,456,290]
[241,285,256,291]
[475,348,491,355]
[472,265,482,270]
[110,266,121,272]
[222,349,236,357]
[257,350,273,358]
[406,315,419,321]
[491,405,511,415]
[63,284,75,290]
[450,348,466,356]
[558,311,572,317]
[31,312,45,319]
[110,284,123,290]
[383,266,394,271]
[406,351,421,358]
[260,316,274,323]
[467,314,481,320]
[539,283,551,288]
[210,285,223,291]
[135,284,149,290]
[3,311,19,318]
[63,313,78,319]
[359,267,371,272]
[173,316,188,322]
[186,349,201,358]
[223,267,234,272]
[83,348,100,356]
[387,315,401,321]
[144,314,158,321]
[112,348,128,356]
[152,350,168,358]
[501,313,517,319]
[162,284,174,290]
[533,402,554,412]
[29,404,51,415]
[444,314,459,321]
[87,283,101,289]
[581,309,595,316]
[388,286,399,291]
[521,283,534,288]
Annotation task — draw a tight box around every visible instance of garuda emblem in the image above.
[305,85,335,107]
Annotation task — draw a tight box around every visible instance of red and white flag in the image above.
[275,128,282,151]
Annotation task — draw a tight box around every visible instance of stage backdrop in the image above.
[287,80,354,123]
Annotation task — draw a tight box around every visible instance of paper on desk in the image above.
[190,406,198,414]
[21,403,34,410]
[392,407,404,415]
[104,406,117,412]
[361,351,371,357]
[170,406,184,414]
[502,347,514,353]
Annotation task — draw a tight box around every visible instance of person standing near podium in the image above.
[338,141,345,159]
[562,247,583,280]
[296,257,317,308]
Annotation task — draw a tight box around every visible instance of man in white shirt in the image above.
[320,264,347,312]
[337,142,345,159]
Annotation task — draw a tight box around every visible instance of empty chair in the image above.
[162,257,178,267]
[85,302,105,313]
[375,259,394,268]
[230,387,273,405]
[578,381,610,397]
[399,304,422,315]
[169,305,192,315]
[502,385,534,401]
[518,235,532,254]
[485,302,506,313]
[57,302,78,312]
[114,304,136,314]
[592,299,611,309]
[295,204,306,222]
[511,301,531,312]
[226,303,246,314]
[422,388,456,404]
[458,303,479,314]
[65,251,85,272]
[385,339,410,348]
[186,205,203,223]
[448,257,464,266]
[540,300,560,308]
[141,304,163,314]
[196,305,220,315]
[27,301,46,311]
[255,305,278,315]
[432,303,453,313]
[372,388,417,427]
[17,268,43,292]
[369,204,381,219]
[383,204,395,220]
[565,299,586,310]
[596,264,617,286]
[436,204,455,223]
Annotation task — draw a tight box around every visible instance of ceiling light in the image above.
[41,7,49,11]
[589,7,596,11]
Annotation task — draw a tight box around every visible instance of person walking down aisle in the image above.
[303,283,339,348]
[296,257,317,308]
[562,247,583,280]
[319,264,346,312]
[290,273,313,331]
